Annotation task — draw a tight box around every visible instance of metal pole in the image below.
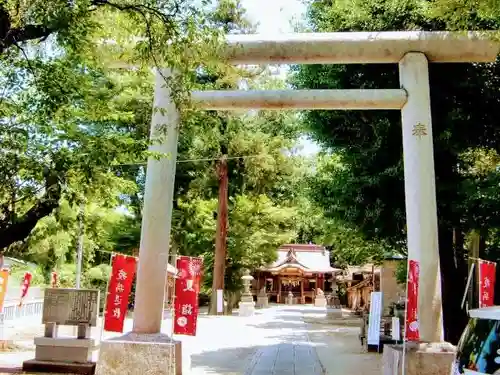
[76,203,84,289]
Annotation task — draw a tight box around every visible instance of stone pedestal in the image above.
[256,291,269,309]
[382,342,455,375]
[34,337,95,363]
[239,301,256,317]
[314,295,327,307]
[96,333,183,375]
[326,307,343,319]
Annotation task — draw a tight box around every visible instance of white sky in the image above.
[240,0,320,156]
[241,0,306,34]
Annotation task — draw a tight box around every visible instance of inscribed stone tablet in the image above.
[42,288,99,326]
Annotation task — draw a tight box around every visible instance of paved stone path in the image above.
[0,305,380,375]
[243,309,323,375]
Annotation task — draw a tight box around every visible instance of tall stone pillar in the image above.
[399,53,443,343]
[132,68,179,334]
[97,69,184,375]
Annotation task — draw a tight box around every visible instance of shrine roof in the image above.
[262,244,339,273]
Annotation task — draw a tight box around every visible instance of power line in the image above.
[114,154,271,167]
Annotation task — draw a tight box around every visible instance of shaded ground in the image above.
[0,305,381,375]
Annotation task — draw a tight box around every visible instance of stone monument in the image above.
[314,288,327,308]
[238,270,255,317]
[256,287,269,308]
[23,288,100,375]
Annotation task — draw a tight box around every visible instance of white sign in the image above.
[391,317,401,341]
[367,291,383,346]
[216,289,224,313]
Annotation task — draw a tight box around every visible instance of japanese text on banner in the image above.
[19,272,32,307]
[479,259,496,308]
[174,256,203,336]
[103,254,137,333]
[406,259,420,341]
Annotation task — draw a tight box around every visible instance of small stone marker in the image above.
[256,287,269,308]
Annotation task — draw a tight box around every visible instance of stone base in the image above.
[326,308,343,319]
[314,297,327,308]
[256,296,269,308]
[382,342,455,375]
[239,301,255,317]
[33,337,95,363]
[22,359,96,375]
[96,332,182,375]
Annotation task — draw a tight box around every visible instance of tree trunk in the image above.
[209,156,229,315]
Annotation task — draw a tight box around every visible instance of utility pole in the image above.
[210,154,229,315]
[75,203,84,289]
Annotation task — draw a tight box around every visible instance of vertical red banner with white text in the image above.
[173,256,203,336]
[406,259,420,341]
[51,271,58,288]
[104,254,137,333]
[19,272,32,307]
[479,259,496,308]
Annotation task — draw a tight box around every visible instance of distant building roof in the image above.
[262,244,340,274]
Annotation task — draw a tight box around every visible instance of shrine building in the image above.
[252,244,339,304]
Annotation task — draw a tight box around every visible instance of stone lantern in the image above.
[238,269,255,317]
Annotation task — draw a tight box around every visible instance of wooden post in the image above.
[300,278,304,304]
[210,155,229,315]
[277,276,281,303]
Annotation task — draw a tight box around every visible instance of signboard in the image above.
[391,317,401,341]
[173,256,203,336]
[42,288,100,326]
[216,289,224,313]
[103,254,137,333]
[479,259,496,308]
[367,291,383,346]
[406,259,420,341]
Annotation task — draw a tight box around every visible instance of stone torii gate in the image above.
[98,32,499,375]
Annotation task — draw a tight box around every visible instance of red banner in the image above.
[0,270,9,311]
[173,256,203,336]
[406,260,420,341]
[19,272,32,307]
[51,272,58,288]
[104,254,137,333]
[479,259,496,308]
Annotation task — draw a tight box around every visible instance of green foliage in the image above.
[0,0,225,251]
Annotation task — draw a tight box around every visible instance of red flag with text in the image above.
[19,272,32,307]
[406,260,420,341]
[51,271,58,288]
[173,256,203,336]
[479,259,496,308]
[104,254,137,333]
